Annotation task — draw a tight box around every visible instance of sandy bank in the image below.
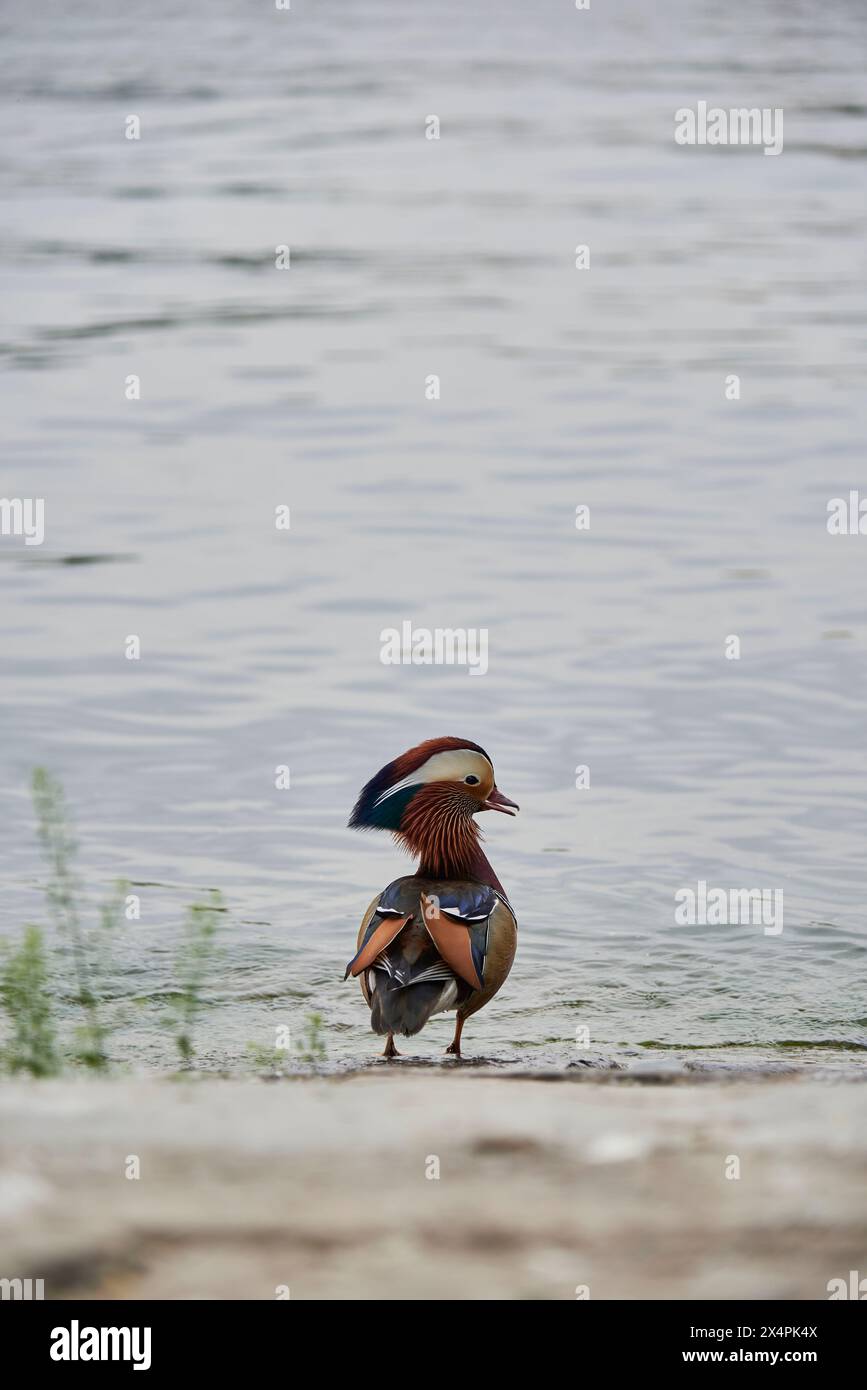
[1,1071,865,1300]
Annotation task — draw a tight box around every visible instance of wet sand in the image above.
[1,1071,865,1300]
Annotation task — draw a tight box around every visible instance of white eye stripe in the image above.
[373,769,426,807]
[373,749,493,807]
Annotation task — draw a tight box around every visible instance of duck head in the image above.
[349,736,519,881]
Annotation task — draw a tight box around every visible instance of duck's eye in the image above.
[464,775,480,785]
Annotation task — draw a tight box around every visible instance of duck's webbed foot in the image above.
[382,1031,400,1059]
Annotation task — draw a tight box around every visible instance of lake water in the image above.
[2,0,866,1074]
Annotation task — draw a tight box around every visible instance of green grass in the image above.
[0,771,226,1077]
[166,892,222,1066]
[246,1012,328,1074]
[0,925,60,1077]
[298,1011,326,1062]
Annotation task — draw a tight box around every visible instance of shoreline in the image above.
[2,1071,866,1299]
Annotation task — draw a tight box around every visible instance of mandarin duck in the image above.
[345,737,519,1058]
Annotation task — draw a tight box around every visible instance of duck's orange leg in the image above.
[382,1031,400,1058]
[445,1014,464,1058]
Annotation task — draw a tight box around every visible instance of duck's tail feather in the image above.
[369,975,458,1037]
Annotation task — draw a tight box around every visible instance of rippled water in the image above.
[2,0,866,1073]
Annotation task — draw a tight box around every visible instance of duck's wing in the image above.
[346,879,464,1035]
[345,878,515,1010]
[344,880,414,980]
[420,884,510,992]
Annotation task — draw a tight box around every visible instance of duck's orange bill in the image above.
[345,914,412,979]
[420,893,484,991]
